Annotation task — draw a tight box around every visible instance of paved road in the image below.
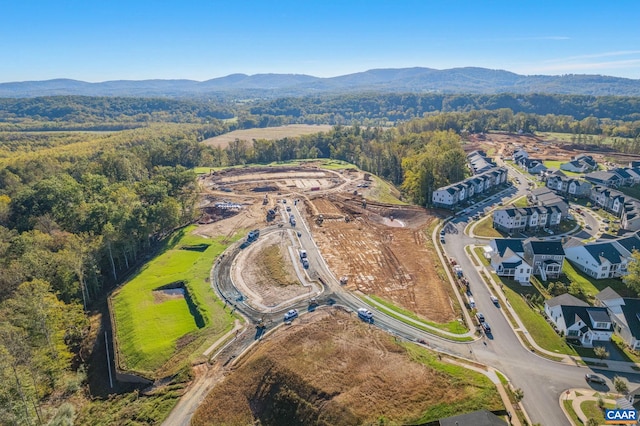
[204,184,640,426]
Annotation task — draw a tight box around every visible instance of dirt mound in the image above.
[191,310,502,426]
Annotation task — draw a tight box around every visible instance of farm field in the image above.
[191,309,504,425]
[202,124,334,148]
[111,226,239,376]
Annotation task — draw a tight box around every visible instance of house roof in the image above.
[439,409,508,426]
[502,260,523,269]
[493,239,524,256]
[546,293,589,308]
[595,286,622,302]
[583,242,624,265]
[615,234,640,254]
[588,308,612,324]
[585,171,621,183]
[531,187,554,197]
[620,299,640,339]
[561,305,611,330]
[526,239,565,256]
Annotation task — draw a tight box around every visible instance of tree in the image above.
[513,387,524,402]
[594,346,610,360]
[623,250,640,295]
[614,375,629,393]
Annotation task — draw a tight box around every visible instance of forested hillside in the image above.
[1,89,640,423]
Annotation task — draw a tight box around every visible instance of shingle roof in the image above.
[595,286,622,302]
[493,239,524,256]
[584,242,624,265]
[546,293,588,308]
[526,240,565,256]
[621,299,640,340]
[615,234,640,254]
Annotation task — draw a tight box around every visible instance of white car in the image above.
[283,309,298,321]
[490,295,499,305]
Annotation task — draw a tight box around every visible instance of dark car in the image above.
[585,374,606,385]
[481,322,491,333]
[476,312,485,323]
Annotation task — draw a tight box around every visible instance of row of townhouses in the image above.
[543,170,592,198]
[467,150,495,174]
[584,166,640,188]
[432,166,508,208]
[589,186,640,231]
[492,205,563,234]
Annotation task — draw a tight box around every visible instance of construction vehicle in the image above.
[316,214,324,225]
[263,195,268,205]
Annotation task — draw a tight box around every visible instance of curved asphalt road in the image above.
[212,181,640,425]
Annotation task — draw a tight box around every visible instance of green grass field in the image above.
[494,274,578,355]
[112,226,240,376]
[472,217,503,238]
[542,160,583,176]
[366,175,408,205]
[560,261,637,300]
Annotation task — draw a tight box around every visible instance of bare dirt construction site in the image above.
[307,194,457,323]
[233,229,316,308]
[465,131,640,165]
[190,309,502,426]
[195,162,457,325]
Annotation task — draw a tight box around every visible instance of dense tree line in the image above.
[3,93,640,135]
[0,124,221,423]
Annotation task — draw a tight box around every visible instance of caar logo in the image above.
[605,409,638,424]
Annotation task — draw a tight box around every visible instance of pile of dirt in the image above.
[191,310,502,426]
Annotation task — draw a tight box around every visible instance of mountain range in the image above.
[1,67,640,98]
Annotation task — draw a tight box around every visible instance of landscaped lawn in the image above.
[112,226,240,376]
[560,261,637,300]
[494,275,578,355]
[542,160,583,176]
[473,217,504,238]
[581,400,615,424]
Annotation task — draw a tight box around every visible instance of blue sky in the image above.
[2,1,640,82]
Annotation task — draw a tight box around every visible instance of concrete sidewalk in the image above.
[560,388,620,425]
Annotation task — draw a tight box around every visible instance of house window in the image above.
[567,330,580,337]
[594,322,610,329]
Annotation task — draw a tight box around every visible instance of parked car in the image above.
[284,309,298,321]
[476,312,485,323]
[585,374,606,385]
[481,322,491,333]
[490,295,499,305]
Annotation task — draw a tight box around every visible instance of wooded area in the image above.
[1,91,640,423]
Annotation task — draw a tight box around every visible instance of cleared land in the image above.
[233,229,314,307]
[111,227,238,377]
[306,195,457,323]
[191,309,503,426]
[202,124,334,148]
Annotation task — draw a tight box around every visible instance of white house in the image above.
[544,294,613,347]
[488,239,531,283]
[523,239,565,280]
[596,287,640,350]
[564,241,630,279]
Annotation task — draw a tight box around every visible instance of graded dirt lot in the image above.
[202,124,334,148]
[233,229,316,308]
[306,195,456,323]
[191,309,502,426]
[196,163,455,324]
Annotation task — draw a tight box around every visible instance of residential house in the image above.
[546,175,592,198]
[560,154,597,173]
[590,186,627,217]
[512,149,528,162]
[564,241,630,279]
[544,294,613,347]
[432,167,508,209]
[488,239,531,283]
[622,201,640,232]
[523,239,565,280]
[584,170,622,188]
[492,206,562,234]
[467,150,495,174]
[596,287,640,350]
